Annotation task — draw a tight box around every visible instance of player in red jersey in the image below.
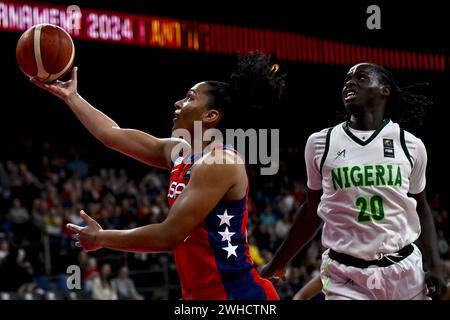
[31,53,284,300]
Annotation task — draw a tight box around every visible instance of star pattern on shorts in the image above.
[222,241,238,258]
[217,210,234,226]
[218,227,235,242]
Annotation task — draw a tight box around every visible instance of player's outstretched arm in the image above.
[293,274,322,300]
[67,150,244,253]
[260,189,323,279]
[413,190,447,299]
[30,67,188,170]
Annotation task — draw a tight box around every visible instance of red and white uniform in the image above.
[167,145,279,300]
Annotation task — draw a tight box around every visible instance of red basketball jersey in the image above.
[167,145,279,300]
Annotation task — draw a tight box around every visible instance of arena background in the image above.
[0,0,449,302]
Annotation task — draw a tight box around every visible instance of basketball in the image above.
[16,24,75,83]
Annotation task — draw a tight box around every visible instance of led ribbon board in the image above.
[0,1,446,71]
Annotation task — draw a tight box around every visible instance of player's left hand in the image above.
[425,268,447,299]
[66,210,103,252]
[30,67,78,101]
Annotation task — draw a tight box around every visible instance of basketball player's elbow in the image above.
[157,225,184,251]
[158,236,180,251]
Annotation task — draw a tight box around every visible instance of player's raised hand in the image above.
[30,67,78,101]
[67,209,102,252]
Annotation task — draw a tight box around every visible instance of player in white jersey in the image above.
[262,63,446,299]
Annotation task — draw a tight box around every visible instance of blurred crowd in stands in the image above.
[1,140,449,300]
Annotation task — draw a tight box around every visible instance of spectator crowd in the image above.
[1,140,449,300]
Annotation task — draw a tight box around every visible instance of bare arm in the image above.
[31,67,188,169]
[68,151,245,253]
[412,190,447,298]
[293,275,322,300]
[260,189,323,279]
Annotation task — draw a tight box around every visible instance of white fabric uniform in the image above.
[305,119,428,299]
[320,244,428,300]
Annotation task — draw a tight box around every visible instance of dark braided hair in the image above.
[368,63,433,126]
[203,52,286,130]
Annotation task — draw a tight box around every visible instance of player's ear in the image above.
[203,109,221,125]
[381,84,391,97]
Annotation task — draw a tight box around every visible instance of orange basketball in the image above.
[16,24,75,83]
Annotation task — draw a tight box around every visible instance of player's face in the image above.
[172,82,210,132]
[342,64,387,114]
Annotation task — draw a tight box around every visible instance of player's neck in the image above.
[348,112,385,130]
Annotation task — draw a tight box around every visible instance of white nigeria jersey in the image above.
[305,119,427,260]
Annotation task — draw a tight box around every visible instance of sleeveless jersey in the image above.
[167,145,279,300]
[305,119,427,260]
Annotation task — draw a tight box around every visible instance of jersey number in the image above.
[355,195,385,222]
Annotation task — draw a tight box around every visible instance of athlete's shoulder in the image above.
[307,127,330,143]
[307,122,344,145]
[402,128,423,144]
[394,125,427,166]
[305,125,336,161]
[194,146,244,170]
[395,124,425,148]
[386,120,421,141]
[308,127,329,139]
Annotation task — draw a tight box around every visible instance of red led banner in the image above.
[0,1,446,71]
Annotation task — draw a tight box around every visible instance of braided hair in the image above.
[368,63,433,126]
[203,52,286,130]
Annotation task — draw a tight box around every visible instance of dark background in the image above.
[1,0,449,204]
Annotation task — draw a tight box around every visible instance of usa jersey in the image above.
[305,119,426,260]
[167,145,279,300]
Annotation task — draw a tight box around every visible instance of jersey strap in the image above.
[400,128,413,168]
[320,127,333,176]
